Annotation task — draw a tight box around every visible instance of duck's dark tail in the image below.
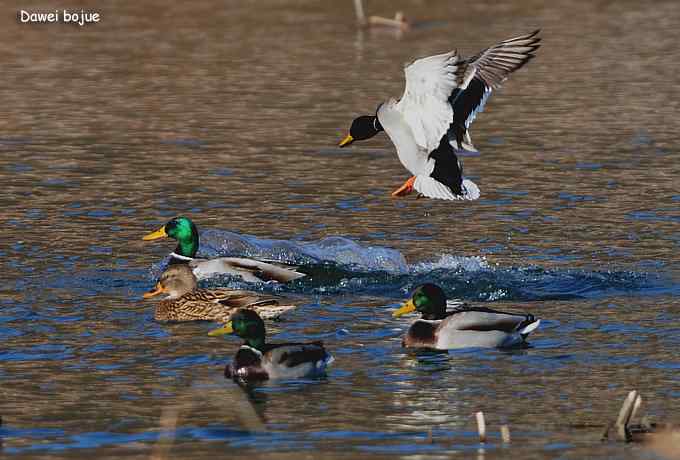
[519,317,541,339]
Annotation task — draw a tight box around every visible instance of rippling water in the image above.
[2,0,679,458]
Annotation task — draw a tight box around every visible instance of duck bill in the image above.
[142,225,167,241]
[393,299,416,317]
[208,322,234,337]
[338,134,354,148]
[143,282,165,299]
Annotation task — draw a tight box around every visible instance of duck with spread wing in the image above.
[339,30,541,201]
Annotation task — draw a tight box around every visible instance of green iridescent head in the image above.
[142,216,199,258]
[208,309,266,350]
[393,284,448,320]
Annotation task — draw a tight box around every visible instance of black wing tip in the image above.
[519,29,541,40]
[526,39,542,53]
[502,29,542,44]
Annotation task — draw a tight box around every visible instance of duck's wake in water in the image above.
[198,231,409,272]
[184,231,672,302]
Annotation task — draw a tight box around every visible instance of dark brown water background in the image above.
[1,0,679,458]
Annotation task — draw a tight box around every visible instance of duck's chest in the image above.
[227,346,269,381]
[404,319,439,348]
[378,106,432,176]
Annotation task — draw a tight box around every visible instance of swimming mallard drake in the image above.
[208,309,333,382]
[339,30,541,201]
[143,265,296,323]
[394,284,540,349]
[142,216,306,282]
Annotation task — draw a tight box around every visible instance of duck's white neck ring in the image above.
[241,345,264,357]
[170,252,194,261]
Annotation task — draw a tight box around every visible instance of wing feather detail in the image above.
[451,30,541,134]
[396,51,463,152]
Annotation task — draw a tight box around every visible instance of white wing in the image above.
[395,51,463,153]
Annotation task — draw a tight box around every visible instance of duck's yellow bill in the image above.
[142,226,167,241]
[143,282,164,299]
[393,299,416,317]
[208,322,234,337]
[338,134,354,147]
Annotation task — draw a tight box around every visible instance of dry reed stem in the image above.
[475,411,486,443]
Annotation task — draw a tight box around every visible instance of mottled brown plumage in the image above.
[144,265,296,323]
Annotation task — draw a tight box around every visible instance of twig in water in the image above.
[351,0,410,31]
[353,0,366,25]
[476,411,486,443]
[615,390,638,442]
[501,425,511,443]
[368,12,410,31]
[630,394,642,422]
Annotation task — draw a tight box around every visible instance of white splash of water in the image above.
[200,231,409,273]
[410,254,490,273]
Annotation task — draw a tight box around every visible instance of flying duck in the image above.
[142,216,306,282]
[339,30,541,200]
[393,284,540,349]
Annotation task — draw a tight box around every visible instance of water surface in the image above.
[1,0,679,458]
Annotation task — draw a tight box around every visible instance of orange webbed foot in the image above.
[391,176,416,197]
